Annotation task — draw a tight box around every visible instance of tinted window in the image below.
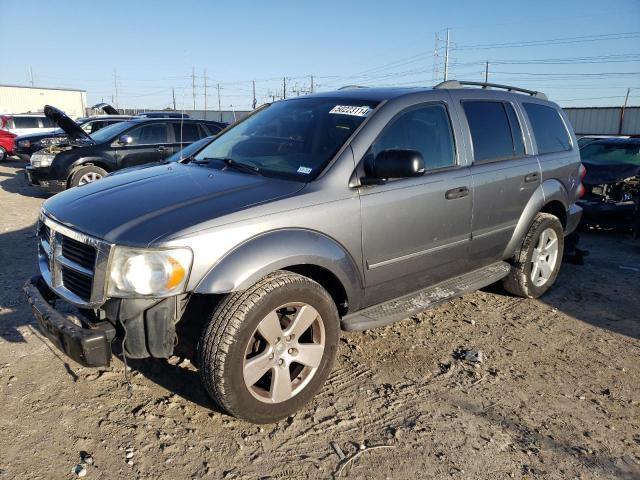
[372,104,456,171]
[12,117,41,128]
[41,117,57,128]
[523,103,572,154]
[89,121,135,143]
[463,101,523,162]
[128,124,168,144]
[172,123,201,143]
[580,142,640,166]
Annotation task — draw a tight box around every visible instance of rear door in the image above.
[168,122,206,157]
[116,122,171,168]
[449,91,540,264]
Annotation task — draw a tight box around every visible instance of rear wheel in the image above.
[70,165,107,187]
[503,212,564,298]
[198,271,339,424]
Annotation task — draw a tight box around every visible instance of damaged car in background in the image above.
[14,103,132,160]
[578,137,640,237]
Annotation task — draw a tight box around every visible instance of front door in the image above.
[117,122,171,168]
[359,102,473,305]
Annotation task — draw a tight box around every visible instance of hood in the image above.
[42,163,305,245]
[90,103,120,115]
[583,162,640,185]
[44,105,95,144]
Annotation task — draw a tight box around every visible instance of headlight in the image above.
[30,152,56,168]
[40,136,64,147]
[17,139,31,148]
[107,247,193,297]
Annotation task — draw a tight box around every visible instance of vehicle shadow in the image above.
[483,230,640,340]
[0,158,51,198]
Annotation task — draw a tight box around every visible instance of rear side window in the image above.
[463,101,525,163]
[372,104,456,171]
[172,123,201,143]
[127,124,168,144]
[12,117,41,128]
[523,103,572,154]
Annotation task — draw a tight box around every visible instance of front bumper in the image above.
[24,276,116,367]
[25,166,66,192]
[577,198,638,228]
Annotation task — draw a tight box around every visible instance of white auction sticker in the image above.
[297,166,312,174]
[329,105,371,117]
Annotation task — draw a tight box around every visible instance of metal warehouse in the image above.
[564,106,640,136]
[0,84,87,118]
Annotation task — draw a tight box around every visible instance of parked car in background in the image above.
[578,137,640,236]
[135,111,190,119]
[1,113,57,136]
[25,105,226,192]
[0,115,17,161]
[14,114,133,160]
[24,81,583,423]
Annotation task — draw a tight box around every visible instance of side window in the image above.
[172,123,201,143]
[12,117,41,128]
[523,103,572,154]
[127,124,168,145]
[41,117,57,128]
[372,104,456,171]
[463,101,525,163]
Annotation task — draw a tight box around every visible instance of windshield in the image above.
[89,121,136,143]
[581,142,640,166]
[194,97,378,181]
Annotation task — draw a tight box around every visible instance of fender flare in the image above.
[502,179,569,258]
[194,228,364,310]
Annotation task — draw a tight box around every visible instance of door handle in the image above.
[445,186,469,200]
[157,146,168,152]
[524,172,539,183]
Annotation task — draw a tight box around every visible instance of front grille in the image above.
[37,214,111,306]
[61,267,93,301]
[61,236,97,270]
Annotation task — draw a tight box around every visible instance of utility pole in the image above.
[113,69,118,109]
[310,75,314,93]
[191,67,196,111]
[443,28,450,81]
[618,87,631,135]
[252,80,257,109]
[283,77,287,99]
[484,61,489,83]
[29,66,34,86]
[172,88,176,110]
[433,32,440,82]
[203,69,208,119]
[217,83,222,122]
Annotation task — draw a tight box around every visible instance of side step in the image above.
[341,261,511,331]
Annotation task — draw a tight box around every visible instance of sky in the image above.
[1,0,639,111]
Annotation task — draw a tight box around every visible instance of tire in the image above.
[198,271,339,424]
[69,165,107,187]
[0,146,7,162]
[503,212,565,298]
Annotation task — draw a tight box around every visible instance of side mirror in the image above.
[365,149,425,181]
[118,135,133,145]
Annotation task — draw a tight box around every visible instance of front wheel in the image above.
[69,165,107,187]
[197,271,339,424]
[503,212,565,298]
[0,146,7,162]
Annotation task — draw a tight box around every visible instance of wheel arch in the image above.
[193,229,364,315]
[66,156,113,185]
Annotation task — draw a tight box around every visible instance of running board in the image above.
[341,261,511,331]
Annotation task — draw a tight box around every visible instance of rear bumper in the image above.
[565,203,583,235]
[25,166,66,192]
[24,276,115,367]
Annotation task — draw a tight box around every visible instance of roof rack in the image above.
[434,80,547,100]
[338,85,369,90]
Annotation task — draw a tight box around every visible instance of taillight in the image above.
[579,163,587,179]
[577,163,587,198]
[577,183,586,198]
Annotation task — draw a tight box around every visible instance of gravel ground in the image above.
[0,158,639,480]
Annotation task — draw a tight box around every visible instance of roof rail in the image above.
[434,80,547,100]
[338,85,369,90]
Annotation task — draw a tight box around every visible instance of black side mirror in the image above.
[365,149,425,182]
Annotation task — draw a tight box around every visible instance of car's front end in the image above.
[15,132,67,160]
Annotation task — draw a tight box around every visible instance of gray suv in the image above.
[24,80,583,424]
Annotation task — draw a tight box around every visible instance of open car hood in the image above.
[43,105,95,144]
[90,103,120,115]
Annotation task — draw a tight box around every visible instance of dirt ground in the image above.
[0,157,638,480]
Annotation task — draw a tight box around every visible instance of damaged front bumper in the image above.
[24,275,185,367]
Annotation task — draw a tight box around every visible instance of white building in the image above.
[0,84,87,118]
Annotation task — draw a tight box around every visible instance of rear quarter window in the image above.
[523,103,572,154]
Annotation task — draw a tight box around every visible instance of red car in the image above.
[0,115,16,161]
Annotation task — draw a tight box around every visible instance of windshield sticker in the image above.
[329,105,371,117]
[297,166,312,174]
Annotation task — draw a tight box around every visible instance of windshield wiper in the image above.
[192,157,262,176]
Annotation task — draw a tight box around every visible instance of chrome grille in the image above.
[37,214,112,307]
